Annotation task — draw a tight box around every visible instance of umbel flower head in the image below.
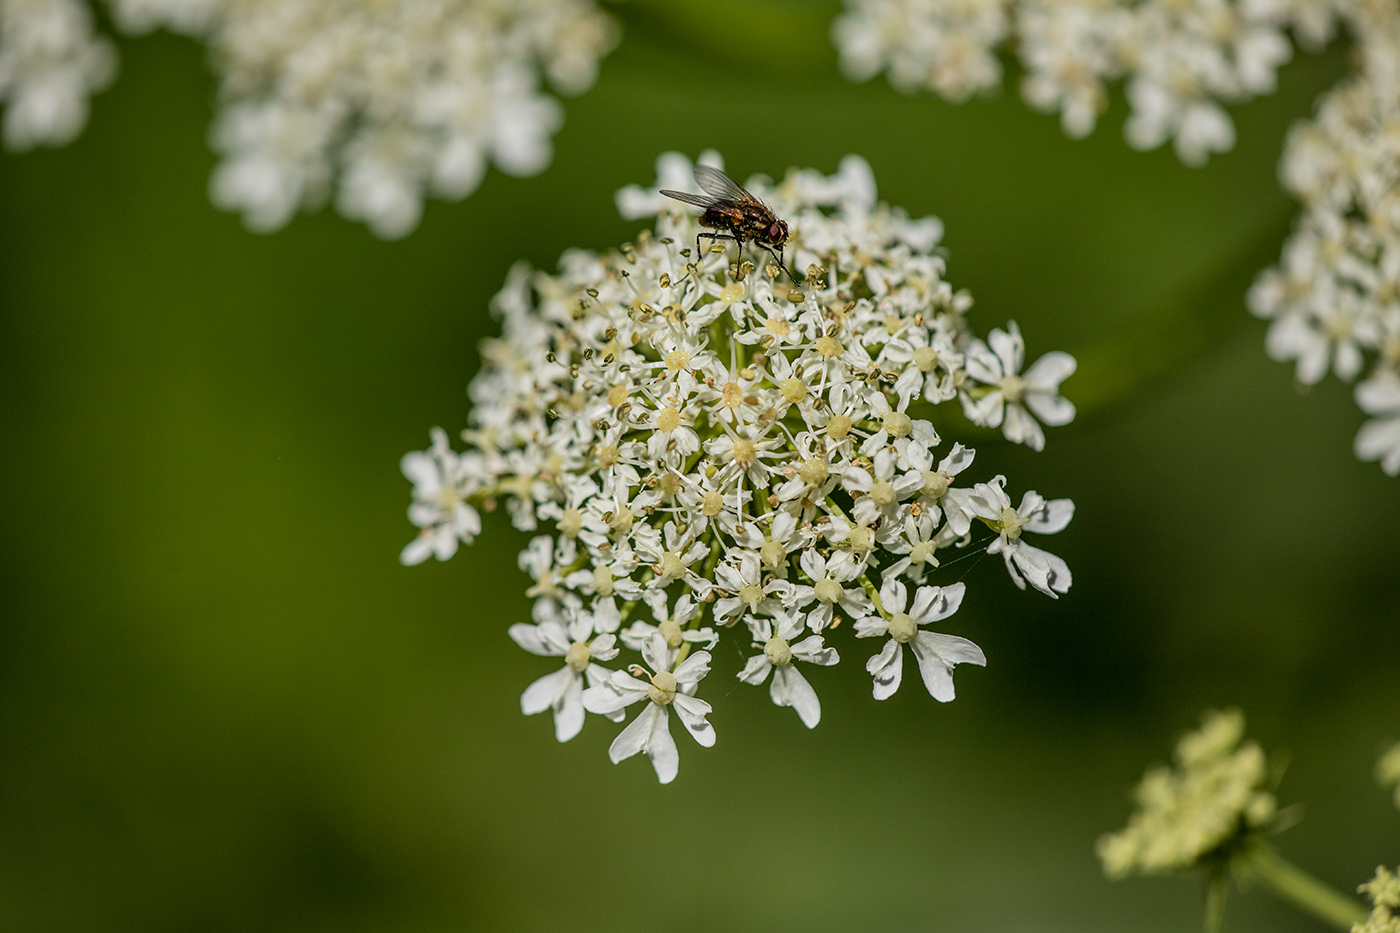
[401,151,1077,783]
[1097,709,1280,877]
[1355,865,1400,933]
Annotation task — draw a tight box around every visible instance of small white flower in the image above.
[508,607,621,742]
[582,633,715,784]
[854,579,984,701]
[737,609,839,728]
[790,548,871,631]
[970,476,1075,597]
[399,427,483,565]
[1355,370,1400,476]
[960,321,1077,451]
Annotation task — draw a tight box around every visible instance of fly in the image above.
[661,164,799,285]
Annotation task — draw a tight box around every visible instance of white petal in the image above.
[641,632,670,675]
[672,694,716,747]
[609,703,661,764]
[1024,498,1075,535]
[521,666,572,716]
[866,639,903,701]
[790,635,838,666]
[912,581,965,626]
[508,623,553,656]
[773,666,822,729]
[1024,391,1076,428]
[737,655,772,686]
[1002,404,1046,451]
[554,675,585,742]
[673,650,712,685]
[910,631,986,702]
[1023,351,1077,389]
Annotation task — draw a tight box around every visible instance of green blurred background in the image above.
[1,5,1397,930]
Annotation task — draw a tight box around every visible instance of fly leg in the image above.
[758,243,800,285]
[696,230,743,275]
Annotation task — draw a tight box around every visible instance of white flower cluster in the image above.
[401,152,1077,783]
[833,0,1308,166]
[1356,865,1400,933]
[0,0,115,150]
[1250,1,1400,475]
[1097,709,1279,877]
[0,0,616,237]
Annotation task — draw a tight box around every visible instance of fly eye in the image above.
[769,223,785,242]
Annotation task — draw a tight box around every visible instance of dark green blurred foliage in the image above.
[1,6,1398,931]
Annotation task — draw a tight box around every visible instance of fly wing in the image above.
[660,188,719,210]
[693,164,753,203]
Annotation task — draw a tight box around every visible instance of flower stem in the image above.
[1204,867,1229,933]
[1239,842,1367,931]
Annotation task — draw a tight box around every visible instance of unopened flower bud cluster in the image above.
[401,152,1076,783]
[0,0,616,237]
[1355,865,1400,933]
[1250,1,1400,475]
[1097,709,1280,877]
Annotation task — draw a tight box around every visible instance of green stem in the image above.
[1204,867,1229,933]
[1239,842,1367,931]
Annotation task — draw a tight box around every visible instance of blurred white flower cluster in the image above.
[0,0,114,150]
[833,0,1307,166]
[0,0,616,237]
[1097,709,1279,877]
[1250,1,1400,475]
[401,153,1077,783]
[835,0,1400,475]
[1356,865,1400,933]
